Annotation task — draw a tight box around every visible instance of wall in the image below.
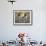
[0,0,46,42]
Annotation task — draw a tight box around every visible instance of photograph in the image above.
[13,10,32,25]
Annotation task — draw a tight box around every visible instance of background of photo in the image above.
[15,11,30,23]
[0,0,46,42]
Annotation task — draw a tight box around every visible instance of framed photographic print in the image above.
[13,10,32,25]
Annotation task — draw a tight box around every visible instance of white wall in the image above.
[0,0,46,42]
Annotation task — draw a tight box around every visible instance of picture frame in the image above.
[13,10,33,26]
